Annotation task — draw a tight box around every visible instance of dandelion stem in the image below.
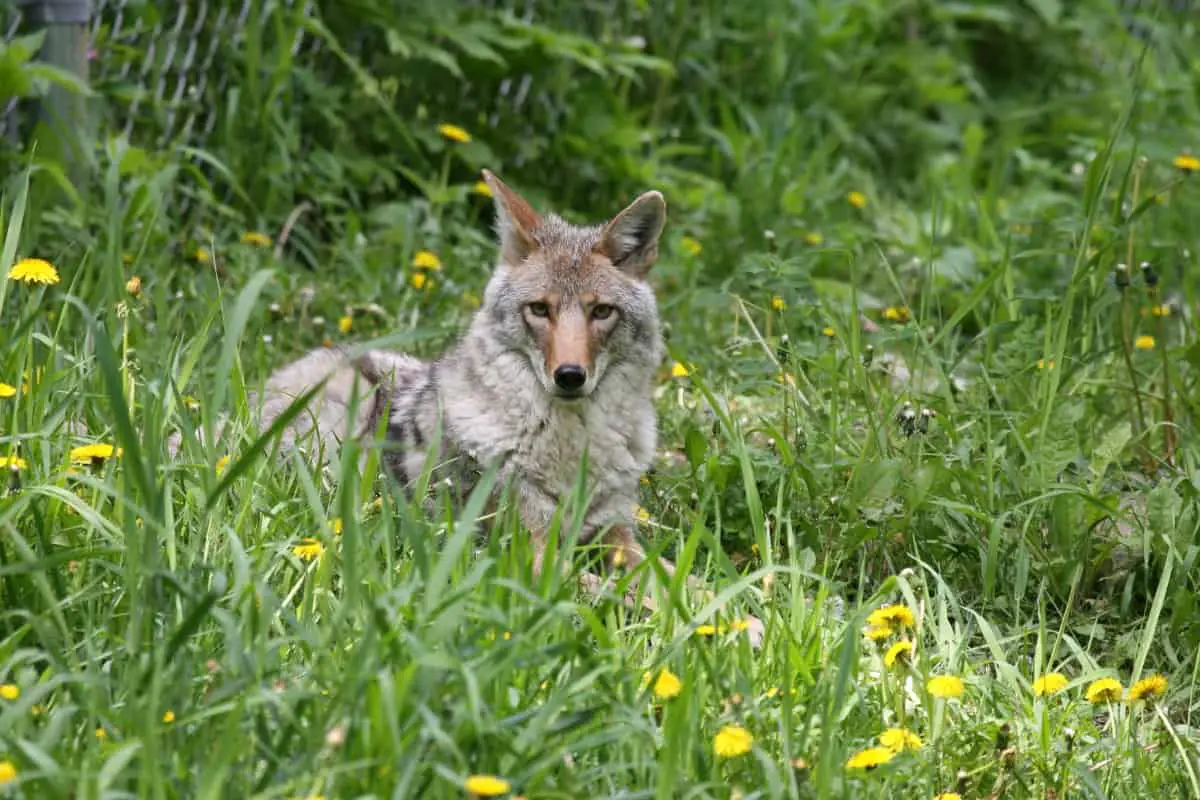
[1117,297,1146,438]
[1117,159,1149,449]
[1150,294,1175,465]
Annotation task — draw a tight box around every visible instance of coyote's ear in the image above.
[482,169,542,266]
[598,190,667,279]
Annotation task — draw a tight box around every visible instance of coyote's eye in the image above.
[591,304,616,321]
[527,302,550,318]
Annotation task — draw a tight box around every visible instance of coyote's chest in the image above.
[468,399,646,498]
[520,405,641,493]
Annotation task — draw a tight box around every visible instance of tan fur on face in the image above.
[523,290,620,381]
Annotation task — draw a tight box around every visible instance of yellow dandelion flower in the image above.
[680,236,702,257]
[671,361,690,378]
[0,382,16,398]
[1173,153,1200,172]
[1086,677,1123,703]
[1033,673,1068,697]
[933,794,963,800]
[879,727,922,752]
[438,123,471,144]
[805,232,823,246]
[864,625,892,642]
[241,231,272,247]
[728,619,752,633]
[694,623,717,637]
[331,518,344,535]
[866,604,915,630]
[162,710,175,723]
[1037,359,1055,370]
[771,295,786,311]
[0,684,19,700]
[845,746,894,770]
[410,272,429,290]
[1,455,28,470]
[927,675,964,699]
[472,180,493,198]
[125,276,142,297]
[713,724,753,758]
[95,728,107,740]
[338,315,353,334]
[195,248,211,264]
[215,455,230,475]
[293,538,325,562]
[8,257,60,285]
[649,669,682,700]
[463,774,510,796]
[847,191,867,209]
[0,760,16,786]
[884,640,913,667]
[412,250,442,270]
[1150,304,1171,317]
[883,306,910,323]
[1128,674,1167,701]
[1134,335,1155,350]
[70,443,119,463]
[634,506,650,523]
[822,326,835,337]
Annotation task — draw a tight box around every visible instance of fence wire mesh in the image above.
[1,0,1197,173]
[2,0,316,155]
[88,0,315,149]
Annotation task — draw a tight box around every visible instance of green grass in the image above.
[3,1,1200,798]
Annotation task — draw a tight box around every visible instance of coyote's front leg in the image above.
[593,524,766,648]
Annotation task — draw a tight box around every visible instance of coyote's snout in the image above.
[527,295,603,399]
[171,169,763,646]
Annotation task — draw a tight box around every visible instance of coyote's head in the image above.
[477,170,666,401]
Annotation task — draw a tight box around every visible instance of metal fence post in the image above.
[16,0,92,190]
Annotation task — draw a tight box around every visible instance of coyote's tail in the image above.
[166,348,394,463]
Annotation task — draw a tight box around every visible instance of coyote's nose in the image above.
[553,364,587,392]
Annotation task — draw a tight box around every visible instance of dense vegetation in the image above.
[1,0,1199,797]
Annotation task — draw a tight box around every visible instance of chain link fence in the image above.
[2,0,317,160]
[88,0,315,148]
[1,0,1197,181]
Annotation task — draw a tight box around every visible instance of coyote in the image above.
[176,170,763,643]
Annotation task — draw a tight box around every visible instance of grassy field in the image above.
[2,1,1200,798]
